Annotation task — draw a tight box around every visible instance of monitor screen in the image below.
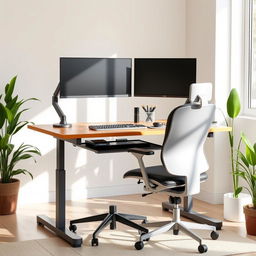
[60,58,132,98]
[134,58,196,98]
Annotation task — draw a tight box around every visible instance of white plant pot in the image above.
[224,193,251,222]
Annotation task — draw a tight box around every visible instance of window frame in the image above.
[243,0,255,116]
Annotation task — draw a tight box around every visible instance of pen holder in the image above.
[145,111,155,122]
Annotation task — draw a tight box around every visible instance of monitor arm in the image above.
[52,83,72,128]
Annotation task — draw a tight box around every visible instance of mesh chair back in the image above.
[161,103,215,195]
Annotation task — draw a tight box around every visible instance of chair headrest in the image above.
[188,83,212,107]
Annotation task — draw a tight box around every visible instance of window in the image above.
[244,0,256,113]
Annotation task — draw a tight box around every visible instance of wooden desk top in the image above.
[28,121,232,140]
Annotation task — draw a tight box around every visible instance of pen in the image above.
[142,105,147,112]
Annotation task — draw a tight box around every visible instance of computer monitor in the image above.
[60,58,132,98]
[134,58,196,98]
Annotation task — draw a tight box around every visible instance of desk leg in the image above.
[162,196,223,230]
[37,139,83,247]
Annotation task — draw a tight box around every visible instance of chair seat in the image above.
[123,165,208,188]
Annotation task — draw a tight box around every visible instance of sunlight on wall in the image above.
[71,176,87,200]
[75,149,88,170]
[108,98,118,121]
[18,172,49,205]
[94,167,100,176]
[109,160,114,181]
[86,98,109,122]
[59,98,78,123]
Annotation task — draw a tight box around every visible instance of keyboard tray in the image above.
[80,139,162,154]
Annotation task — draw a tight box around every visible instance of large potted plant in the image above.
[236,133,256,235]
[224,88,251,222]
[0,76,40,215]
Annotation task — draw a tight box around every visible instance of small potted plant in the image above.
[236,133,256,235]
[0,76,40,215]
[224,88,251,222]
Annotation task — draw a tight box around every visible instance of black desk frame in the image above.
[37,139,83,247]
[36,138,161,247]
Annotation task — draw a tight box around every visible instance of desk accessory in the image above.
[134,107,140,123]
[142,105,156,122]
[153,122,164,127]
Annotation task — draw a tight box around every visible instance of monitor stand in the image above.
[52,83,72,128]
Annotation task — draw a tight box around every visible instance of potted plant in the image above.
[236,133,256,235]
[0,76,40,215]
[223,88,251,222]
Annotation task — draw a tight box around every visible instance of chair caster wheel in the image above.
[38,222,44,227]
[173,229,179,235]
[91,238,99,246]
[135,241,144,250]
[198,244,208,253]
[210,231,219,240]
[69,224,77,233]
[162,207,169,212]
[140,232,150,241]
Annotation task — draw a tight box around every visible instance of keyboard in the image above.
[89,124,147,131]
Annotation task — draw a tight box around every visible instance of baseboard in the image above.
[18,184,144,206]
[195,189,224,204]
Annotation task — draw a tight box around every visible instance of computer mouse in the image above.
[153,122,163,127]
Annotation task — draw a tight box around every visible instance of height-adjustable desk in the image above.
[28,122,231,247]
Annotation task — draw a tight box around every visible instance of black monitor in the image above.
[134,58,196,98]
[60,57,132,98]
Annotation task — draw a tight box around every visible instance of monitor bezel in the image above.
[59,57,132,98]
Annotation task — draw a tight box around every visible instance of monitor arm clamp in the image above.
[52,83,72,128]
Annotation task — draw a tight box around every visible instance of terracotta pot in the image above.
[0,179,20,215]
[243,204,256,236]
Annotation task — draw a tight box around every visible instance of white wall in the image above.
[0,0,187,205]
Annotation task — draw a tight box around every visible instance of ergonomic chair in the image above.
[123,83,219,253]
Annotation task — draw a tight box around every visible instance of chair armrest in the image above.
[128,148,155,155]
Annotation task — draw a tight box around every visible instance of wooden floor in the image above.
[0,193,255,244]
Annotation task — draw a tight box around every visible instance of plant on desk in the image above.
[0,76,40,215]
[224,88,251,222]
[235,133,256,235]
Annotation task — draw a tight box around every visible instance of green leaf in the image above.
[241,133,256,165]
[234,186,243,197]
[4,83,9,94]
[6,144,14,155]
[0,103,6,129]
[4,76,17,103]
[7,109,29,134]
[6,95,18,111]
[238,151,249,167]
[12,121,29,135]
[4,107,13,123]
[241,133,254,152]
[11,169,33,180]
[227,88,241,118]
[0,134,10,149]
[245,145,256,166]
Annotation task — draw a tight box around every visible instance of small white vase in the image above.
[224,193,251,222]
